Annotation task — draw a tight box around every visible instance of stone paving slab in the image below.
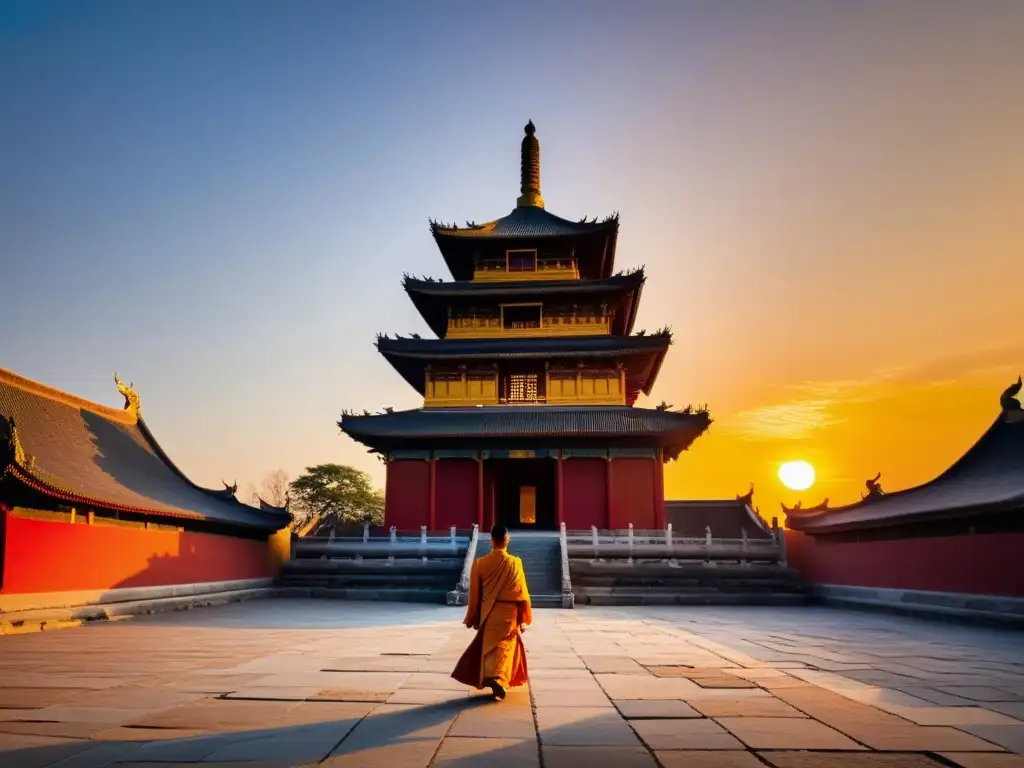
[0,600,1022,766]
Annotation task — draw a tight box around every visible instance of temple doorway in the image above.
[489,458,556,531]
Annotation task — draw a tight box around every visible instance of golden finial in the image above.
[5,417,28,466]
[516,120,545,209]
[113,373,140,418]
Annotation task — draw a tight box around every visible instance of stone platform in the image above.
[0,599,1022,767]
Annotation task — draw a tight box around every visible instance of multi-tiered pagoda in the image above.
[341,122,710,532]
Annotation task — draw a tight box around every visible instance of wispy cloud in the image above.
[720,344,1023,442]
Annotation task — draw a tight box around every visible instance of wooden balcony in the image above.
[446,315,612,339]
[473,257,579,282]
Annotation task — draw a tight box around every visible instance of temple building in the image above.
[0,367,290,610]
[341,122,710,533]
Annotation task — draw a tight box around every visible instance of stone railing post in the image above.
[447,523,479,606]
[772,516,787,567]
[591,525,599,562]
[666,522,677,566]
[420,525,428,562]
[559,522,574,608]
[627,522,634,564]
[388,525,397,563]
[704,525,716,567]
[363,520,370,543]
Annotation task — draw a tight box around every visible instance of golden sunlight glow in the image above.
[778,460,816,491]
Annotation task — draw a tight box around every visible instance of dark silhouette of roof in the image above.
[0,367,289,532]
[665,500,774,540]
[340,405,710,455]
[787,378,1024,534]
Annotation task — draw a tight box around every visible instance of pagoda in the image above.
[340,122,710,533]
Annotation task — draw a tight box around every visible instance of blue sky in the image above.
[2,1,1023,504]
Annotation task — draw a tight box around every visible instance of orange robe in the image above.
[451,548,533,690]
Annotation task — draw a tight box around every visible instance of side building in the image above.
[784,376,1024,619]
[0,367,291,626]
[341,122,710,533]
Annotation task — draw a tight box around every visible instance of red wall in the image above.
[0,511,274,595]
[385,459,430,532]
[435,459,478,530]
[786,528,1024,597]
[562,458,608,530]
[610,458,656,529]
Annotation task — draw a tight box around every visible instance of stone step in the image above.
[275,586,450,604]
[576,591,810,607]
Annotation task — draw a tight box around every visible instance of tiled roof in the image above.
[403,270,644,298]
[340,405,709,446]
[376,333,670,359]
[431,207,617,239]
[431,209,620,281]
[375,334,671,396]
[787,404,1024,534]
[665,500,774,540]
[0,368,290,531]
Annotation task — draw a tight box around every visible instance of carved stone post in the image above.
[421,525,428,562]
[627,522,634,564]
[704,524,715,567]
[388,525,397,563]
[363,520,370,543]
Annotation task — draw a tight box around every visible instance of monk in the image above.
[451,523,532,700]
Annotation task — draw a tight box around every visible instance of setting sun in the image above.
[778,461,816,491]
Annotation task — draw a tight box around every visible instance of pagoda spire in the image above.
[516,120,545,209]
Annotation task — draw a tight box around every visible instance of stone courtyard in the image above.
[0,600,1022,767]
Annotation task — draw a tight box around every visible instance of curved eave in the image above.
[339,406,710,454]
[375,334,672,396]
[431,211,620,280]
[787,412,1024,534]
[3,462,287,532]
[403,271,646,338]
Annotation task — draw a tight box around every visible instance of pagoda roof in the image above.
[339,405,710,455]
[430,208,620,281]
[786,377,1024,534]
[375,333,672,398]
[0,367,290,532]
[403,270,646,338]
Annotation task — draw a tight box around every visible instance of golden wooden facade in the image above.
[424,363,626,408]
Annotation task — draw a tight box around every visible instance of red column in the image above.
[428,455,437,531]
[476,455,485,529]
[556,451,564,527]
[605,456,614,529]
[653,450,665,529]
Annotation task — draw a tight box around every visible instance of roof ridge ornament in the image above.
[1000,375,1022,415]
[4,416,28,467]
[736,482,754,506]
[516,120,545,209]
[113,373,140,418]
[862,472,885,501]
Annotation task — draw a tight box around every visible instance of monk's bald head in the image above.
[490,523,509,549]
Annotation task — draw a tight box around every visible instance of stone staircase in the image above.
[570,561,809,606]
[506,533,565,609]
[278,536,468,604]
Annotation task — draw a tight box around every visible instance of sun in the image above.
[778,460,816,491]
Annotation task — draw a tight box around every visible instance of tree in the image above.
[288,463,384,528]
[246,469,290,509]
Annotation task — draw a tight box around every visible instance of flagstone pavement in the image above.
[1,599,1023,767]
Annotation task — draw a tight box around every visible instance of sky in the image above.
[2,0,1023,519]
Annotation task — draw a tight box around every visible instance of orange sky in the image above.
[5,3,1022,515]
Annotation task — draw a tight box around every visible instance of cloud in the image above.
[719,343,1023,442]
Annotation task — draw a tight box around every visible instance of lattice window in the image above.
[507,372,539,402]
